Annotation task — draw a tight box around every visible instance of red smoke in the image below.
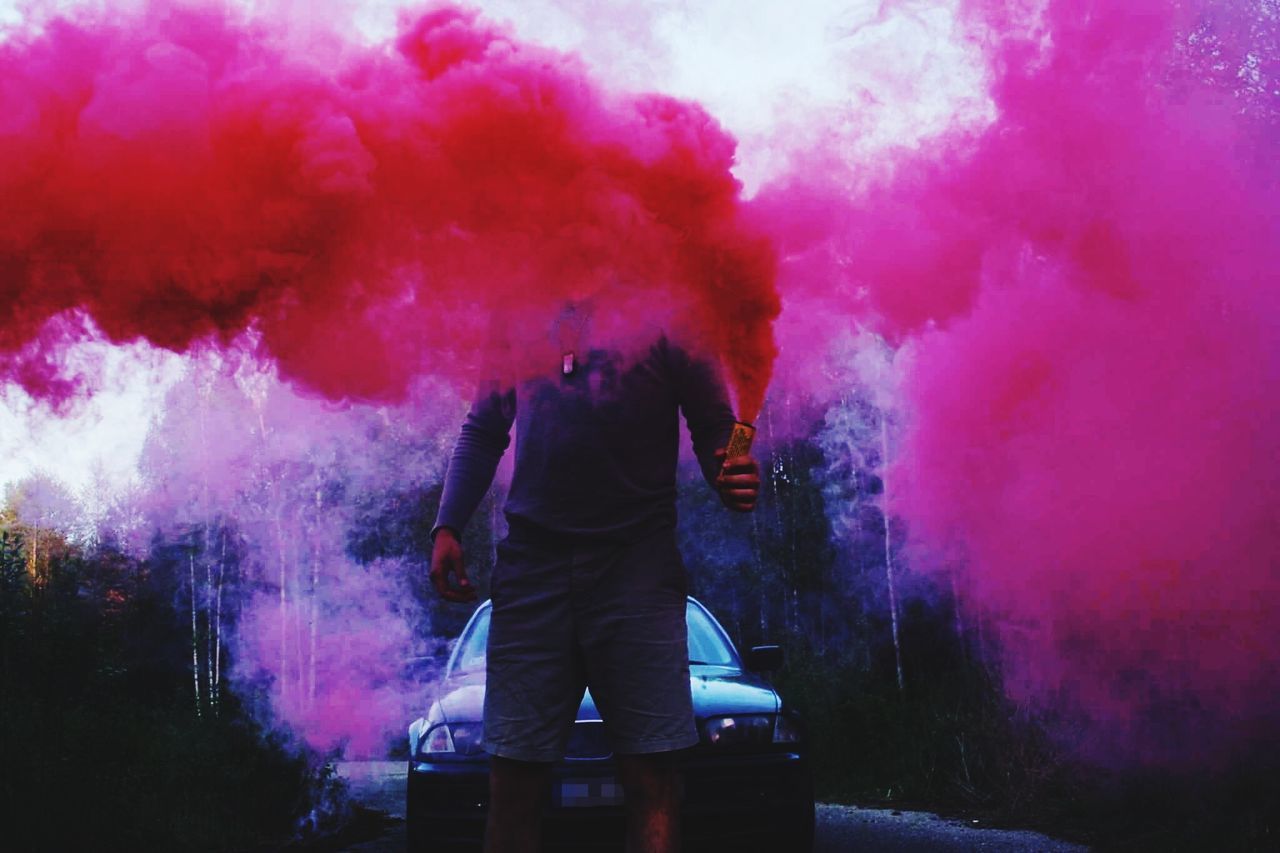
[0,3,777,418]
[763,0,1279,758]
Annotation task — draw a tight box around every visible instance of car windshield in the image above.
[450,600,740,676]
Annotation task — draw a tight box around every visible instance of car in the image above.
[406,596,815,851]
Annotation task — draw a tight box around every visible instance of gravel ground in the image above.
[812,804,1086,852]
[335,762,1088,852]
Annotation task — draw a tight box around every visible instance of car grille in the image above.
[565,721,611,759]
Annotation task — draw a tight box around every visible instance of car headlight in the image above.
[449,722,485,755]
[417,722,485,757]
[702,714,776,746]
[701,714,802,746]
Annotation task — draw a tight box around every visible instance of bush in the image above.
[0,532,338,852]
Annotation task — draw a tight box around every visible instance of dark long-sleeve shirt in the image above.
[434,336,736,542]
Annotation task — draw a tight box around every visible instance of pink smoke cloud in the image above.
[760,0,1279,758]
[6,0,1278,765]
[237,557,424,758]
[129,357,458,757]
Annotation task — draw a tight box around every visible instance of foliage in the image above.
[677,422,1041,808]
[4,355,1276,850]
[0,528,336,853]
[680,416,1278,851]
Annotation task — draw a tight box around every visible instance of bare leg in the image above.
[617,753,682,853]
[484,756,552,853]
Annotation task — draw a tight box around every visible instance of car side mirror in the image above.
[745,644,783,672]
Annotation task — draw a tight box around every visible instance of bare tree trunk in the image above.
[764,406,800,639]
[190,549,202,716]
[309,488,321,708]
[308,558,318,707]
[751,510,768,638]
[244,376,290,707]
[204,548,213,711]
[789,447,800,640]
[203,525,214,716]
[27,525,39,585]
[213,526,226,715]
[293,554,306,700]
[881,410,905,693]
[276,511,289,708]
[197,373,211,716]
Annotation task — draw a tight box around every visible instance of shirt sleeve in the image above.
[433,384,516,537]
[666,339,738,489]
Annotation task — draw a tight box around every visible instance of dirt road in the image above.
[335,762,1087,852]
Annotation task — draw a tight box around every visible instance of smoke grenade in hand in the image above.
[723,421,756,468]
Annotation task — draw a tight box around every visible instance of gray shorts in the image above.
[483,524,696,763]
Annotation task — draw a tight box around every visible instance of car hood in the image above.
[434,666,778,725]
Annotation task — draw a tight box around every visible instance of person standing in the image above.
[430,305,760,853]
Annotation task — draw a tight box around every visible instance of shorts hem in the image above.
[484,741,563,764]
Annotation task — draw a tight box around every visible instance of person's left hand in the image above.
[715,449,760,513]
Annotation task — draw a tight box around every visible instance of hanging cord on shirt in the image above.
[554,301,590,376]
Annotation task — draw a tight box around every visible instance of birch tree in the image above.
[817,331,906,692]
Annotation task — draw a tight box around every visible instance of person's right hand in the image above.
[430,528,477,603]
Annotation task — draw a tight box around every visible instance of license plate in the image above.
[557,777,624,808]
